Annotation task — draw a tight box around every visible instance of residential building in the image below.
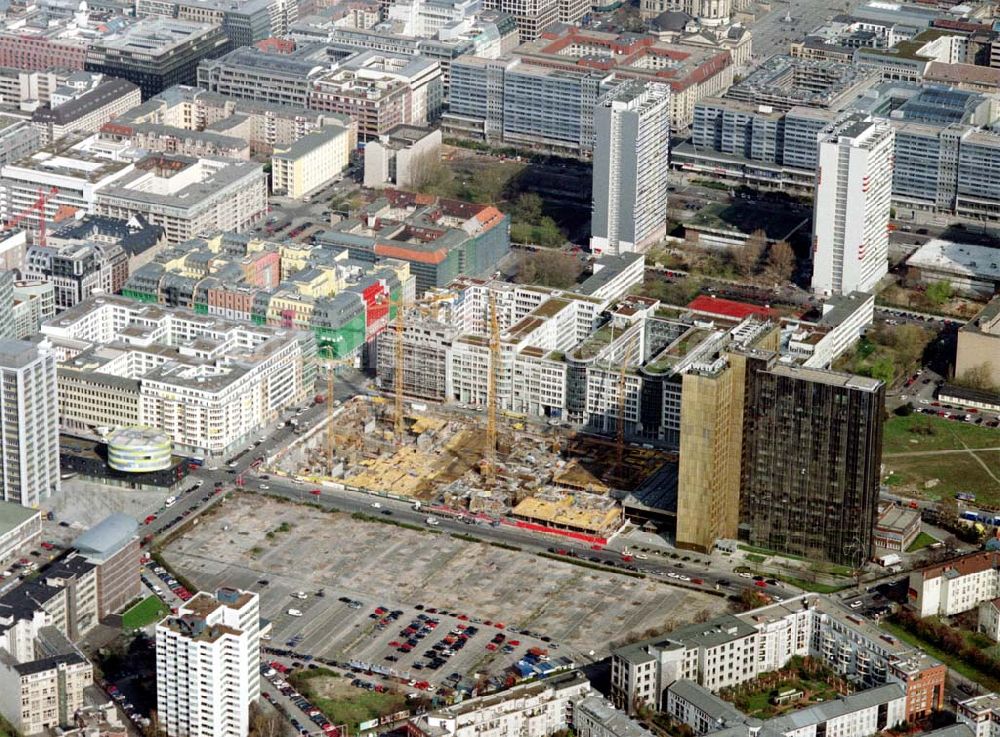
[0,627,92,736]
[0,339,60,508]
[978,599,1000,642]
[611,594,945,724]
[271,125,354,199]
[811,116,894,296]
[71,514,141,618]
[574,695,656,737]
[95,154,267,244]
[740,361,884,565]
[84,19,233,99]
[24,241,128,310]
[41,295,317,456]
[955,296,1000,388]
[135,0,299,48]
[784,291,875,369]
[959,693,1000,737]
[0,270,12,339]
[30,78,141,145]
[155,588,260,737]
[412,671,592,737]
[0,502,41,563]
[590,81,671,256]
[908,551,1000,618]
[364,126,442,189]
[666,679,907,737]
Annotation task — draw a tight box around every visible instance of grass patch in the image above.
[745,553,766,564]
[883,415,1000,454]
[773,575,848,594]
[290,672,407,731]
[880,620,1000,692]
[906,532,940,552]
[122,595,169,630]
[885,450,1000,505]
[739,544,807,562]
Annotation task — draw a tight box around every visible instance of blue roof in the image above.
[72,513,138,558]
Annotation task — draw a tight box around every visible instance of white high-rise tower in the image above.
[811,116,894,296]
[590,81,671,257]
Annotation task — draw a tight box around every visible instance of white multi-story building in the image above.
[590,82,670,257]
[414,671,591,737]
[0,339,60,509]
[611,594,946,725]
[811,116,894,296]
[908,551,1000,618]
[156,588,260,737]
[96,155,267,245]
[41,295,316,456]
[959,693,1000,737]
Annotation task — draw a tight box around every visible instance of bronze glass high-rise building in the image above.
[739,360,885,566]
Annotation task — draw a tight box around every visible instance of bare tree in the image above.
[732,229,766,277]
[765,240,796,283]
[955,362,998,393]
[249,702,286,737]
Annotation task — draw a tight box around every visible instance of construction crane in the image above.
[483,292,500,485]
[4,187,59,246]
[303,350,354,474]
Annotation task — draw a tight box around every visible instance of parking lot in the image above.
[163,496,727,684]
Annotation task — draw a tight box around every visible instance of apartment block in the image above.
[271,125,353,199]
[413,671,591,737]
[155,588,260,737]
[95,154,266,244]
[611,594,945,724]
[0,628,92,736]
[84,19,233,99]
[0,340,60,509]
[41,295,316,456]
[590,82,671,257]
[811,116,894,296]
[908,551,1000,618]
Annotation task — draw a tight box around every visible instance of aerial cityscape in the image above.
[0,0,998,735]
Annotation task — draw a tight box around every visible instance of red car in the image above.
[311,489,322,495]
[144,515,157,525]
[754,580,767,588]
[40,542,54,551]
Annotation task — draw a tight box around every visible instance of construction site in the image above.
[270,393,670,542]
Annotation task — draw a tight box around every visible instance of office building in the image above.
[740,361,884,565]
[905,238,1000,297]
[590,82,671,257]
[0,628,92,736]
[0,119,41,169]
[155,588,260,737]
[481,0,558,40]
[11,280,56,339]
[959,693,1000,737]
[135,0,299,48]
[0,135,137,236]
[0,502,41,564]
[271,125,354,199]
[0,340,60,509]
[24,242,128,310]
[41,296,316,456]
[72,514,141,618]
[811,117,894,296]
[0,271,13,339]
[30,78,141,145]
[84,19,232,99]
[95,154,266,244]
[364,126,442,190]
[955,297,1000,388]
[873,503,921,551]
[574,695,656,737]
[725,56,878,113]
[197,43,338,108]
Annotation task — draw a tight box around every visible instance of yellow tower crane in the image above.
[483,292,501,484]
[305,349,354,475]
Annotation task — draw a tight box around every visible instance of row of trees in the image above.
[731,229,797,283]
[891,608,1000,685]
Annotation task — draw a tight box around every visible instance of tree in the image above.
[512,250,584,289]
[955,362,998,393]
[249,703,284,737]
[733,229,766,277]
[925,279,953,307]
[509,193,543,224]
[407,150,452,193]
[765,240,795,283]
[869,356,896,385]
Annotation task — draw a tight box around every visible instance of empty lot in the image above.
[162,495,725,680]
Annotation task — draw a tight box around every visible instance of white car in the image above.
[738,572,753,579]
[259,484,270,490]
[371,502,382,508]
[426,517,440,526]
[849,601,863,609]
[635,553,648,560]
[287,609,303,617]
[291,591,308,599]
